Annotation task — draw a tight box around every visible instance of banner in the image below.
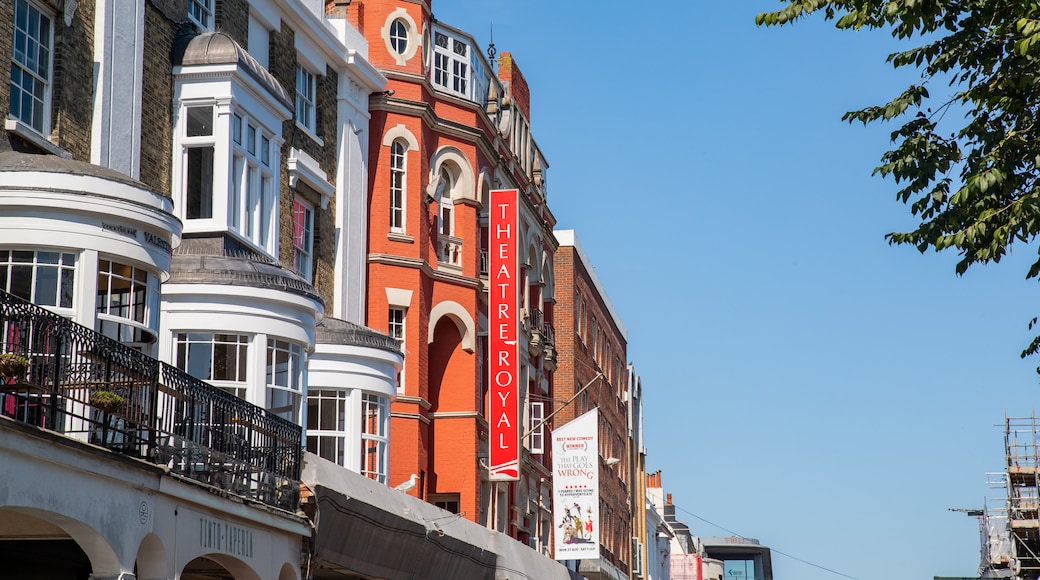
[552,408,599,559]
[489,188,519,481]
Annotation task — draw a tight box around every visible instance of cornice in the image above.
[367,253,481,289]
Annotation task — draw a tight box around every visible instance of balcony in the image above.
[438,235,464,270]
[0,290,302,511]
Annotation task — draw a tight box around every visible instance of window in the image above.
[306,389,347,466]
[389,141,406,232]
[361,394,389,483]
[96,260,158,347]
[176,333,249,398]
[432,31,468,96]
[10,0,52,134]
[389,19,408,55]
[0,250,74,309]
[437,167,454,236]
[389,308,405,391]
[230,114,277,253]
[267,339,304,422]
[431,493,460,514]
[188,0,213,30]
[529,401,544,454]
[296,65,316,133]
[184,106,215,220]
[292,198,314,282]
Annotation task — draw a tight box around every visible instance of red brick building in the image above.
[351,0,561,552]
[553,229,632,577]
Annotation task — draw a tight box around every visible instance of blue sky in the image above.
[432,2,1040,578]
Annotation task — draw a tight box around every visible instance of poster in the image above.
[552,408,599,559]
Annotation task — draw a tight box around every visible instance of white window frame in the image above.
[188,0,213,30]
[361,393,389,484]
[181,104,216,221]
[10,0,53,135]
[529,401,544,454]
[437,166,454,237]
[306,389,348,467]
[432,31,469,98]
[267,338,305,423]
[292,197,314,282]
[229,114,277,254]
[388,308,405,392]
[0,249,75,311]
[389,140,406,232]
[175,332,250,398]
[296,65,316,134]
[96,259,159,348]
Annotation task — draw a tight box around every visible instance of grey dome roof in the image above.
[173,31,293,111]
[316,317,402,355]
[168,237,323,305]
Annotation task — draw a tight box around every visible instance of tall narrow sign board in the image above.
[552,408,600,559]
[489,188,519,481]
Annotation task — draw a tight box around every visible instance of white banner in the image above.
[552,408,599,560]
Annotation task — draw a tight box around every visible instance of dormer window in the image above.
[433,32,468,97]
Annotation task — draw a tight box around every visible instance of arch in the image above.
[0,506,122,577]
[429,147,476,202]
[428,300,475,353]
[135,533,169,580]
[182,554,261,580]
[476,168,493,210]
[540,253,555,303]
[279,561,300,580]
[382,124,418,151]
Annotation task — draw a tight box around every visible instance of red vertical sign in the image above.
[489,189,519,480]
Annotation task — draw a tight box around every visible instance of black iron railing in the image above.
[0,290,301,511]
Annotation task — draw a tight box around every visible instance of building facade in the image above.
[353,0,561,552]
[553,229,632,577]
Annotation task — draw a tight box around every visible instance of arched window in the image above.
[389,19,408,55]
[437,166,454,237]
[390,140,406,232]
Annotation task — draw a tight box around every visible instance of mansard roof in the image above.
[316,317,402,355]
[173,31,293,111]
[168,236,323,305]
[0,150,147,189]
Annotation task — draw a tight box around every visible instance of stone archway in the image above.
[181,554,261,580]
[0,506,120,579]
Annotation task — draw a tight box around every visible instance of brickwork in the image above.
[362,0,557,547]
[50,0,94,160]
[497,52,531,121]
[139,4,181,196]
[553,243,632,572]
[0,0,14,150]
[215,0,248,46]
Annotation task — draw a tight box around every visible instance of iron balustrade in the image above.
[0,289,302,511]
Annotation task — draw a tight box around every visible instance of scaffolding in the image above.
[1003,414,1040,578]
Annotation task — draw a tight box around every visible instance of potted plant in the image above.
[89,390,125,414]
[0,353,29,381]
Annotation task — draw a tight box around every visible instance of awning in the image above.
[302,453,582,580]
[312,484,497,579]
